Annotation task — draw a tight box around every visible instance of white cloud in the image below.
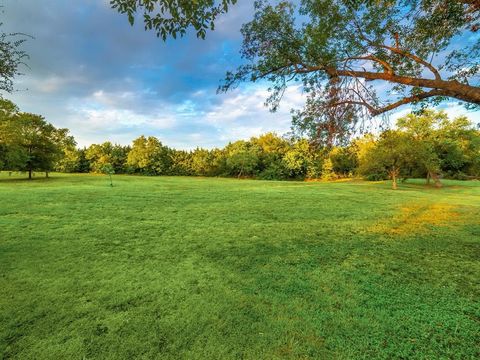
[203,85,305,140]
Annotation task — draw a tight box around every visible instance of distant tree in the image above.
[328,146,358,177]
[55,147,80,173]
[111,144,131,173]
[0,99,21,170]
[85,142,129,174]
[397,109,480,184]
[351,134,377,175]
[75,148,91,173]
[51,128,77,175]
[396,112,441,186]
[251,133,290,179]
[169,149,193,176]
[0,105,70,179]
[320,157,337,181]
[282,139,320,179]
[127,136,171,175]
[361,130,414,189]
[434,114,480,179]
[190,148,215,176]
[86,143,114,173]
[101,163,115,187]
[224,140,260,178]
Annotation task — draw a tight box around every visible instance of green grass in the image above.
[1,173,479,359]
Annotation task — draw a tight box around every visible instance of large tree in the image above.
[0,100,72,179]
[221,0,480,144]
[113,0,480,144]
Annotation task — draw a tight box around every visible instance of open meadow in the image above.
[1,173,479,359]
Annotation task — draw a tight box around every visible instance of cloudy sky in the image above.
[3,0,479,149]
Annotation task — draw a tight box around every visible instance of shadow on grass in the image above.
[0,174,62,184]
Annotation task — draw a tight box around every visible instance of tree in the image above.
[190,148,215,176]
[110,0,237,40]
[101,163,115,187]
[397,110,444,186]
[86,143,114,173]
[75,148,91,173]
[0,103,70,179]
[169,149,194,175]
[51,128,77,175]
[127,136,171,175]
[224,140,260,178]
[251,133,290,179]
[115,1,479,143]
[282,138,312,178]
[397,109,480,183]
[328,146,358,177]
[218,0,480,144]
[0,99,21,170]
[360,130,414,189]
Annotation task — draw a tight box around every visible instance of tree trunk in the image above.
[28,168,32,180]
[426,172,431,185]
[45,171,49,178]
[430,172,443,188]
[390,168,398,190]
[392,175,397,190]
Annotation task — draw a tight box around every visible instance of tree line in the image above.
[1,98,479,188]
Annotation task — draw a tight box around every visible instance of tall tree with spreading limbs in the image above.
[112,0,480,144]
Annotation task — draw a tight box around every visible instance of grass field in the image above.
[1,173,479,359]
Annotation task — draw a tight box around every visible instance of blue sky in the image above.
[3,0,479,149]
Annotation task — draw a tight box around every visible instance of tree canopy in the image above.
[112,0,480,144]
[221,0,480,144]
[0,99,75,178]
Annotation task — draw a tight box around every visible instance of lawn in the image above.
[1,173,479,359]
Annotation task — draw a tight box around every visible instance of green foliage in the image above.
[360,130,415,188]
[283,139,315,178]
[0,100,73,178]
[127,136,170,175]
[224,140,261,178]
[0,20,31,92]
[110,0,237,40]
[2,99,478,184]
[85,142,130,174]
[220,0,480,144]
[1,174,479,358]
[357,110,480,187]
[101,163,115,187]
[328,146,358,177]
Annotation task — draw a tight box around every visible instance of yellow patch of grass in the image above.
[305,177,354,183]
[369,203,461,235]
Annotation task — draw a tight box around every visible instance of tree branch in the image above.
[339,55,394,74]
[331,89,448,116]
